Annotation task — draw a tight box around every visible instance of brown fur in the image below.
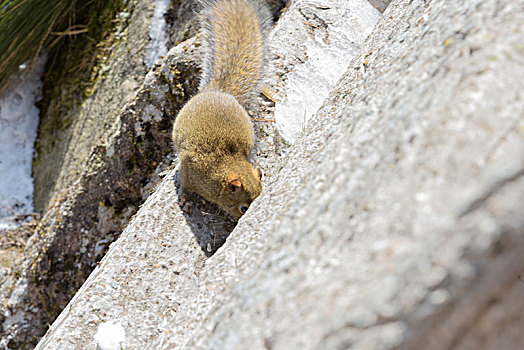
[173,0,270,218]
[199,0,271,106]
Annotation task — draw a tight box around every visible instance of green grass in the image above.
[0,0,125,145]
[0,0,83,93]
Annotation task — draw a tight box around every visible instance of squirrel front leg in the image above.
[177,158,195,214]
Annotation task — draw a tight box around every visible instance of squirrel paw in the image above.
[182,200,193,215]
[179,191,193,215]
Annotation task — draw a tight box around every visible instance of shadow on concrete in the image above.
[168,171,237,257]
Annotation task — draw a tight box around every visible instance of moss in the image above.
[35,0,127,159]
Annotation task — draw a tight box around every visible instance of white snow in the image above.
[145,0,171,68]
[271,0,380,143]
[0,55,46,229]
[94,319,126,350]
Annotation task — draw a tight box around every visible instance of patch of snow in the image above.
[0,55,46,229]
[7,276,29,307]
[94,319,126,350]
[271,0,380,143]
[145,0,171,68]
[1,309,26,332]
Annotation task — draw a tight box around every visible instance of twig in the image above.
[261,85,279,103]
[51,24,88,36]
[253,118,276,123]
[1,203,21,216]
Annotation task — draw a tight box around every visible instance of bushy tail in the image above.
[198,0,271,107]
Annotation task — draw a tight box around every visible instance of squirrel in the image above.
[172,0,271,219]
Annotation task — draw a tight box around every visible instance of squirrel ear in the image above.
[252,166,262,182]
[227,175,243,193]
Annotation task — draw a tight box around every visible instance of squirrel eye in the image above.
[240,204,249,213]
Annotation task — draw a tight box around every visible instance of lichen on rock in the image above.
[3,0,524,349]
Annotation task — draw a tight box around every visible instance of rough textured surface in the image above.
[35,0,524,349]
[165,0,200,49]
[0,11,202,350]
[33,0,151,214]
[1,1,288,348]
[270,0,380,142]
[34,169,205,350]
[368,0,391,12]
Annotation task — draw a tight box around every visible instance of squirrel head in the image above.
[219,163,262,219]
